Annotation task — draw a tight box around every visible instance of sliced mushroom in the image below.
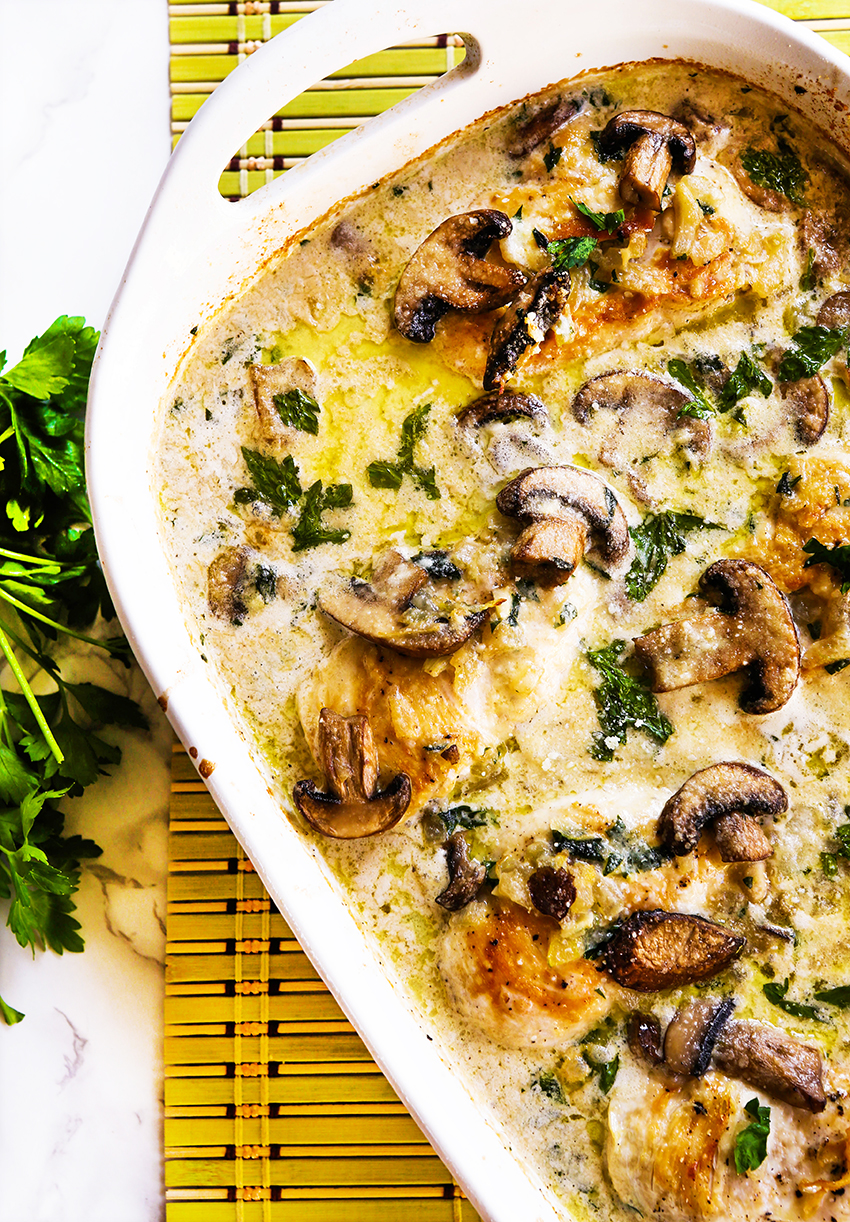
[781,374,830,446]
[658,762,787,858]
[730,159,788,212]
[713,811,774,862]
[528,866,576,920]
[497,465,629,583]
[249,358,318,442]
[663,997,735,1076]
[597,111,696,212]
[802,210,846,276]
[457,390,549,433]
[817,290,850,331]
[207,546,276,624]
[572,371,712,498]
[634,559,801,714]
[435,832,487,911]
[598,910,745,992]
[329,219,377,288]
[393,211,525,343]
[627,1012,664,1064]
[483,268,571,391]
[507,94,582,158]
[714,1019,826,1112]
[319,550,486,657]
[293,708,411,838]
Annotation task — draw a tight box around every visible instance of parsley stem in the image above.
[0,426,14,447]
[0,623,63,763]
[0,585,111,651]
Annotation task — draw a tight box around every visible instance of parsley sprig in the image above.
[273,388,320,435]
[0,317,147,1025]
[237,449,353,551]
[586,641,673,760]
[367,404,440,500]
[741,141,806,205]
[762,977,824,1022]
[778,325,847,382]
[734,1098,771,1173]
[625,511,712,602]
[533,228,598,271]
[570,198,625,234]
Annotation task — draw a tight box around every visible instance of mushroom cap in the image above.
[393,210,525,343]
[435,832,487,911]
[497,464,630,567]
[634,559,801,715]
[293,709,412,839]
[598,910,745,992]
[817,290,850,332]
[598,110,697,174]
[714,1019,826,1112]
[457,389,549,432]
[319,554,486,658]
[483,267,571,391]
[527,866,576,921]
[507,94,582,158]
[663,997,735,1076]
[572,370,691,424]
[781,374,830,446]
[658,761,787,857]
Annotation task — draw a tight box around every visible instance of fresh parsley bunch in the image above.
[0,317,145,1026]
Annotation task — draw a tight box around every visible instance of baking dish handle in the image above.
[155,0,511,246]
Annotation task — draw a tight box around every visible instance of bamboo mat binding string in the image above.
[166,2,850,1217]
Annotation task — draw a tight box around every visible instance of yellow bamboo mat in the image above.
[166,3,850,1218]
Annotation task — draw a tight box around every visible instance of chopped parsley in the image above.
[543,143,562,172]
[533,228,598,271]
[668,358,714,419]
[776,471,802,496]
[532,1071,564,1102]
[814,984,850,1007]
[412,551,461,581]
[625,510,712,602]
[554,601,577,628]
[273,388,320,435]
[551,832,606,862]
[762,977,824,1022]
[553,821,668,876]
[740,142,807,205]
[367,403,440,500]
[777,325,846,382]
[800,248,817,291]
[734,1098,771,1174]
[586,641,673,760]
[583,1052,620,1093]
[717,353,772,411]
[290,480,353,552]
[239,448,302,514]
[436,805,490,836]
[570,198,625,233]
[802,538,850,592]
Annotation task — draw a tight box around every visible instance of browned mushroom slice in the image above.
[714,1020,826,1112]
[781,374,830,446]
[507,94,582,158]
[393,211,525,343]
[249,358,318,441]
[319,551,486,657]
[435,832,487,911]
[817,290,850,331]
[528,867,576,921]
[483,268,571,391]
[598,910,745,992]
[663,997,735,1076]
[627,1012,664,1064]
[597,111,696,211]
[658,762,787,858]
[730,159,788,212]
[208,546,250,623]
[457,390,549,433]
[713,811,773,862]
[293,708,411,839]
[497,465,629,583]
[634,559,801,714]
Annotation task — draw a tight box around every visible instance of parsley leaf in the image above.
[291,480,353,552]
[762,977,823,1021]
[718,353,772,410]
[800,248,817,291]
[273,388,320,435]
[777,326,846,382]
[668,358,715,419]
[367,404,441,500]
[240,448,302,514]
[570,198,625,233]
[625,511,711,602]
[587,640,673,760]
[532,1071,564,1102]
[734,1098,771,1173]
[814,984,850,1007]
[741,143,807,205]
[543,144,562,172]
[533,229,598,270]
[436,805,492,836]
[583,1052,620,1092]
[802,538,850,592]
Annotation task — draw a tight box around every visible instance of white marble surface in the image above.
[0,2,173,1219]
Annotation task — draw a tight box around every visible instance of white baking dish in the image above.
[87,2,850,1217]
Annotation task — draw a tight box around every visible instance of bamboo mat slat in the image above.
[166,4,850,1218]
